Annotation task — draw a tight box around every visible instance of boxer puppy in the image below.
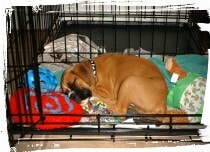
[61,53,169,118]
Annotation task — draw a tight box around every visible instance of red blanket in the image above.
[9,88,85,130]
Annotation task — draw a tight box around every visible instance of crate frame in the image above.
[6,3,209,146]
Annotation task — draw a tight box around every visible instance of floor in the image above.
[13,134,208,152]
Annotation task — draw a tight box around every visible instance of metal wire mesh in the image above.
[6,3,209,146]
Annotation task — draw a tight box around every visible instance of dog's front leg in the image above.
[111,78,133,116]
[92,86,117,105]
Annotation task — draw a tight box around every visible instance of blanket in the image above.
[150,54,208,122]
[150,54,208,89]
[9,88,85,130]
[38,34,106,71]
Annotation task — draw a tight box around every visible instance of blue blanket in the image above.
[175,55,208,79]
[150,54,208,89]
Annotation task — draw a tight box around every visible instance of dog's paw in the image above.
[109,106,127,120]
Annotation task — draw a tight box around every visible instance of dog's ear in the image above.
[61,61,94,94]
[72,61,93,86]
[61,66,74,94]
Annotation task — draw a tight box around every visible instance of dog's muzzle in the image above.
[67,88,92,104]
[62,85,77,101]
[62,85,92,103]
[68,90,75,98]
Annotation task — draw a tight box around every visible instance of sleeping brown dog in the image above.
[61,53,169,118]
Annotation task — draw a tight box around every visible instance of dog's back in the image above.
[94,53,166,82]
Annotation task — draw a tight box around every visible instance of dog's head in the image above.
[61,61,94,103]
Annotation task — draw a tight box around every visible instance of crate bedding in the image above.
[38,34,106,71]
[9,88,85,130]
[150,55,207,122]
[9,34,208,130]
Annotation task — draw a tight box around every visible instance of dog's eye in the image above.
[73,78,82,87]
[72,78,77,85]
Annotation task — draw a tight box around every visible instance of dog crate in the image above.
[6,2,210,147]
